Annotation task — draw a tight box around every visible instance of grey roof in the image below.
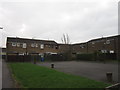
[88,35,119,42]
[72,35,119,45]
[7,37,57,45]
[72,42,87,46]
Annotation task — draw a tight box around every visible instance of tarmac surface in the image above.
[0,60,118,89]
[2,59,14,88]
[37,61,118,83]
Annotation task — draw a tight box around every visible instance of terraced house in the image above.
[72,35,118,54]
[6,35,119,61]
[6,37,59,56]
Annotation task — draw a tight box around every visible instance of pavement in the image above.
[2,59,14,88]
[37,61,118,84]
[0,59,2,90]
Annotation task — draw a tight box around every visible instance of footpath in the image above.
[2,59,14,88]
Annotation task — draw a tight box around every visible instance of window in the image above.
[106,40,110,44]
[12,42,16,46]
[55,45,59,49]
[80,44,85,48]
[35,44,38,47]
[110,50,114,53]
[23,43,27,48]
[40,44,44,49]
[17,43,20,47]
[51,45,54,48]
[31,43,35,47]
[101,50,107,53]
[48,45,51,48]
[92,42,95,44]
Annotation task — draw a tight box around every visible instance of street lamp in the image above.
[0,27,4,61]
[0,27,3,47]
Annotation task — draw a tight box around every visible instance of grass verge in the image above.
[9,62,111,88]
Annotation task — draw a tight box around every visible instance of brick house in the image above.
[87,35,118,54]
[6,37,59,55]
[6,35,119,61]
[72,42,88,54]
[58,44,71,54]
[72,35,118,54]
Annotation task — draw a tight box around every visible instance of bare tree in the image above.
[61,33,70,44]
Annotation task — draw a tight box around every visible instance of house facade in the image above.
[72,42,88,54]
[6,35,119,61]
[6,37,59,55]
[71,35,119,54]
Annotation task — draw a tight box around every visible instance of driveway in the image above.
[37,61,118,83]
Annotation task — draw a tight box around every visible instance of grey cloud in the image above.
[0,0,118,47]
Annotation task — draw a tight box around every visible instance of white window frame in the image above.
[110,50,114,53]
[106,40,110,44]
[17,43,20,47]
[40,44,44,49]
[12,42,16,46]
[31,43,35,47]
[36,44,38,47]
[23,43,27,48]
[80,44,85,48]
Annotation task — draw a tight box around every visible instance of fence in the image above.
[7,55,41,62]
[76,53,117,61]
[6,54,66,62]
[44,54,66,61]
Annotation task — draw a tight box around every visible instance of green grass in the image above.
[9,63,111,88]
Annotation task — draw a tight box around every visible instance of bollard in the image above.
[106,72,112,82]
[51,63,54,68]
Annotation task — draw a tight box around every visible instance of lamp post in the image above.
[0,27,5,61]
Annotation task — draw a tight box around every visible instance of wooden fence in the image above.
[7,55,41,62]
[6,54,66,62]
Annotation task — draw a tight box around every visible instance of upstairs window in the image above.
[80,44,85,48]
[31,43,38,47]
[35,44,38,47]
[31,43,35,47]
[106,40,110,44]
[92,42,95,44]
[55,45,59,49]
[40,44,44,49]
[17,43,20,47]
[23,43,27,48]
[48,45,51,48]
[12,42,16,46]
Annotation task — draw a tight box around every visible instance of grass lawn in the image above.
[9,63,111,88]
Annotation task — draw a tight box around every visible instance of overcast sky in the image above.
[0,0,119,47]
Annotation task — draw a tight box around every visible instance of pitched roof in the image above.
[7,37,57,45]
[72,42,87,45]
[88,35,119,42]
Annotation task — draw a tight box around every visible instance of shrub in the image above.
[76,53,94,61]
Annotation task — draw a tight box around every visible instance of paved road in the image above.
[37,61,118,83]
[2,60,14,88]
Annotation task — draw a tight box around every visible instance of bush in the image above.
[76,53,117,61]
[44,54,65,61]
[76,53,94,61]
